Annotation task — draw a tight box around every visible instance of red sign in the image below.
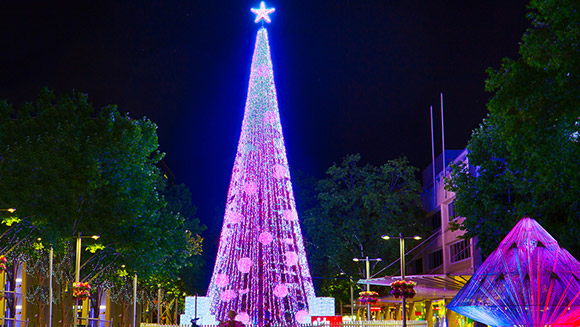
[311,316,342,326]
[370,307,381,312]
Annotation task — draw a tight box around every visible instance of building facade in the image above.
[417,149,482,278]
[362,149,483,327]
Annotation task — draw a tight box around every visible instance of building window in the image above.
[413,258,423,274]
[448,201,457,221]
[430,211,441,230]
[450,239,471,263]
[429,249,443,269]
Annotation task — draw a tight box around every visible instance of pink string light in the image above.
[206,27,315,326]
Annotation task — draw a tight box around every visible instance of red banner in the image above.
[311,316,343,326]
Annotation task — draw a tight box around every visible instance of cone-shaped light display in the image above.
[206,27,316,326]
[448,218,580,326]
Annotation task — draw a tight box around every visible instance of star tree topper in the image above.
[251,2,275,24]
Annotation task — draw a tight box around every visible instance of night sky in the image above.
[0,1,529,288]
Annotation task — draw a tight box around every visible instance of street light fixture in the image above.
[0,208,16,213]
[73,233,100,327]
[352,256,382,321]
[381,233,422,327]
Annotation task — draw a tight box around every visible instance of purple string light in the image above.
[206,27,316,326]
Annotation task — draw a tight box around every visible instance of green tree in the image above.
[302,154,426,302]
[447,0,580,257]
[160,182,206,294]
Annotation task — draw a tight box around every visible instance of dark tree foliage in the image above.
[161,182,207,294]
[447,0,580,257]
[301,154,426,302]
[0,89,203,283]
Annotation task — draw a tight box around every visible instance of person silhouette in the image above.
[219,310,244,327]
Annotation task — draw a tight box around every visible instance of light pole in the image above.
[0,208,16,213]
[49,244,53,327]
[350,276,354,317]
[133,273,138,327]
[73,233,100,327]
[381,233,421,327]
[353,256,382,321]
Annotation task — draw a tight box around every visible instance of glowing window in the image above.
[430,211,441,230]
[429,249,443,269]
[450,239,471,263]
[448,201,457,221]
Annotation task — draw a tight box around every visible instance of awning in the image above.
[357,274,472,301]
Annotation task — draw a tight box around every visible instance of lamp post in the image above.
[49,244,53,327]
[73,233,100,327]
[353,256,382,321]
[350,276,354,317]
[133,273,138,327]
[0,208,16,213]
[381,233,422,327]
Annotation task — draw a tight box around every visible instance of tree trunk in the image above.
[120,301,127,327]
[60,286,72,327]
[90,287,105,327]
[36,275,46,327]
[37,302,45,327]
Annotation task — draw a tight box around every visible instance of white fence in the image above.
[338,322,427,327]
[0,317,29,327]
[141,321,427,327]
[79,316,114,327]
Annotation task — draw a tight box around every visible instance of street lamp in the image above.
[73,233,100,327]
[353,256,382,321]
[381,233,421,327]
[0,208,16,213]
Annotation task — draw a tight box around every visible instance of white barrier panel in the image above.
[144,320,428,327]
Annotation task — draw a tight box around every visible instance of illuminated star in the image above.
[251,2,275,24]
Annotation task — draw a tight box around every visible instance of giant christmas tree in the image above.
[206,3,316,325]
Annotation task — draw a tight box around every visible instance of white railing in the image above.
[141,321,427,327]
[79,316,114,327]
[0,317,29,327]
[337,322,427,327]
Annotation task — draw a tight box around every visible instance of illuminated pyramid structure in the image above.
[182,3,333,326]
[448,218,580,326]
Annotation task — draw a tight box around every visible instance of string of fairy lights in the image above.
[206,4,315,324]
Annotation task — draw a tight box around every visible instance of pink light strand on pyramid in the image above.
[206,27,315,326]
